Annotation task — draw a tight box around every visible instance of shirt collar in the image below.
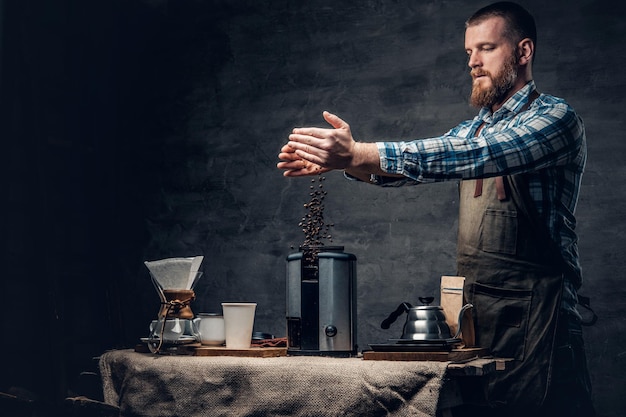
[478,80,537,122]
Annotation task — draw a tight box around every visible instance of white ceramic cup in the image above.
[221,302,257,349]
[198,313,225,346]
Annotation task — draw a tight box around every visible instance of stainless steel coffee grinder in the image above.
[286,246,357,356]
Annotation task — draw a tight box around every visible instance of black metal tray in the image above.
[369,338,461,352]
[388,338,461,345]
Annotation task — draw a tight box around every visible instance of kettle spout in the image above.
[452,303,473,339]
[380,302,413,329]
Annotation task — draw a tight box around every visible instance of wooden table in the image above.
[99,348,505,417]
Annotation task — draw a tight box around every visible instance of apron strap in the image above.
[474,178,483,197]
[473,90,540,200]
[475,177,508,200]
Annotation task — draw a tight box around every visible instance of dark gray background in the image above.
[2,0,624,415]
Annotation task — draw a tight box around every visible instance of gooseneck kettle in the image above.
[381,297,473,340]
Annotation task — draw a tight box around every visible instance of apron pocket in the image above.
[472,282,532,360]
[480,209,517,255]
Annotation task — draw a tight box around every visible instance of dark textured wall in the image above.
[2,0,625,415]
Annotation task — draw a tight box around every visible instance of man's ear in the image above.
[518,38,534,65]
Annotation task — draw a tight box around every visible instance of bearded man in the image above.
[277,2,594,416]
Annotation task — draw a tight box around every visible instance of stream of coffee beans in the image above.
[299,175,333,247]
[297,175,334,264]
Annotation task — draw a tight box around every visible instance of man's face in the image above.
[465,17,520,108]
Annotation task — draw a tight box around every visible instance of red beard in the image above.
[470,54,518,108]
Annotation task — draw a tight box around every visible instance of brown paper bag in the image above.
[440,276,475,346]
[440,276,464,334]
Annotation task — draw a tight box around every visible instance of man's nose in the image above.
[467,52,480,68]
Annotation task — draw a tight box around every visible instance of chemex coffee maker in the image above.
[143,256,204,354]
[286,246,357,356]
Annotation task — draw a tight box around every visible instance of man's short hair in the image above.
[466,1,537,49]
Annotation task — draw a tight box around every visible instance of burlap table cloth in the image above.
[99,349,452,417]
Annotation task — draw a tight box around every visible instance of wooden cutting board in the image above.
[362,347,488,362]
[134,343,287,357]
[191,346,288,357]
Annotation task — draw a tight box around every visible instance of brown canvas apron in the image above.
[457,174,564,409]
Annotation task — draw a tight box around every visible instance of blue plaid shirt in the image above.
[371,81,586,302]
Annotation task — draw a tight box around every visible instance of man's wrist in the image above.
[349,142,379,172]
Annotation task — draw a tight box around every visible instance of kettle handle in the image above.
[380,302,413,329]
[452,303,474,339]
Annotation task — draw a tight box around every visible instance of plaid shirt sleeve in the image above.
[375,88,585,182]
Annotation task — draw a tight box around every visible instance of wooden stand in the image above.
[135,343,287,357]
[191,346,287,357]
[362,347,488,362]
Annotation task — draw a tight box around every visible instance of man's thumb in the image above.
[323,111,348,129]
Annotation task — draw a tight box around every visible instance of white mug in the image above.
[197,313,225,346]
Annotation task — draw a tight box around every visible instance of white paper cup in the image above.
[198,313,225,346]
[221,302,257,349]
